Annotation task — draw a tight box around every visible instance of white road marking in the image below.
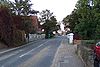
[0,40,50,62]
[64,56,73,58]
[19,50,23,52]
[19,40,49,58]
[1,65,4,67]
[0,40,41,55]
[0,50,24,61]
[63,60,69,63]
[0,54,16,61]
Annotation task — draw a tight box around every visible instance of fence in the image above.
[25,34,45,42]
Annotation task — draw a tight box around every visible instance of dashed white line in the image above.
[0,54,16,61]
[19,40,49,58]
[0,50,24,61]
[1,65,4,67]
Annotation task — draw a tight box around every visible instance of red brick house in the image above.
[13,16,41,33]
[31,16,39,32]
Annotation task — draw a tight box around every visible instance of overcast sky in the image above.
[31,0,78,21]
[10,0,78,21]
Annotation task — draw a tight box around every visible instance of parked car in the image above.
[93,42,100,67]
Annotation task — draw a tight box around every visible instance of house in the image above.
[31,16,39,32]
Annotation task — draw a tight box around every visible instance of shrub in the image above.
[13,30,26,47]
[0,6,14,47]
[81,40,96,48]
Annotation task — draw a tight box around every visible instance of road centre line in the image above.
[0,40,41,55]
[19,40,49,58]
[0,50,24,61]
[0,40,49,61]
[0,53,16,61]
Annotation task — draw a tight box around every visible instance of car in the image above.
[93,42,100,67]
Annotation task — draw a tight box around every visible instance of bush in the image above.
[81,40,96,48]
[0,7,26,47]
[13,30,26,47]
[0,6,14,47]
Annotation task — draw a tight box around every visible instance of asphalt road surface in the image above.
[0,36,84,67]
[0,36,63,67]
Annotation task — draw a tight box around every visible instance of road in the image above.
[0,36,84,67]
[0,36,63,67]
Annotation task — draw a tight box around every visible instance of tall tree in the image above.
[39,9,58,38]
[39,9,53,23]
[63,9,80,32]
[0,0,11,9]
[63,0,100,39]
[9,0,39,41]
[74,0,100,39]
[9,0,39,15]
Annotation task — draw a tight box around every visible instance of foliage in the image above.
[39,9,58,38]
[74,0,96,39]
[9,0,39,15]
[0,2,30,46]
[0,6,14,47]
[81,40,96,48]
[0,0,38,47]
[63,9,80,32]
[95,24,100,39]
[0,0,10,7]
[39,9,53,23]
[13,30,26,46]
[9,0,39,41]
[43,16,57,31]
[63,0,100,40]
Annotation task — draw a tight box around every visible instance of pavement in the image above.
[51,39,84,67]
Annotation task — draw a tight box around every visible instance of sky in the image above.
[10,0,78,21]
[31,0,78,21]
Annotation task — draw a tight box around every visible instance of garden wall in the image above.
[76,40,96,67]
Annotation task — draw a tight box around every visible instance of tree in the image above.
[63,0,100,39]
[39,9,53,23]
[0,0,9,6]
[39,9,58,38]
[9,0,39,40]
[93,0,100,39]
[63,9,80,32]
[95,24,100,39]
[9,0,39,15]
[75,0,100,39]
